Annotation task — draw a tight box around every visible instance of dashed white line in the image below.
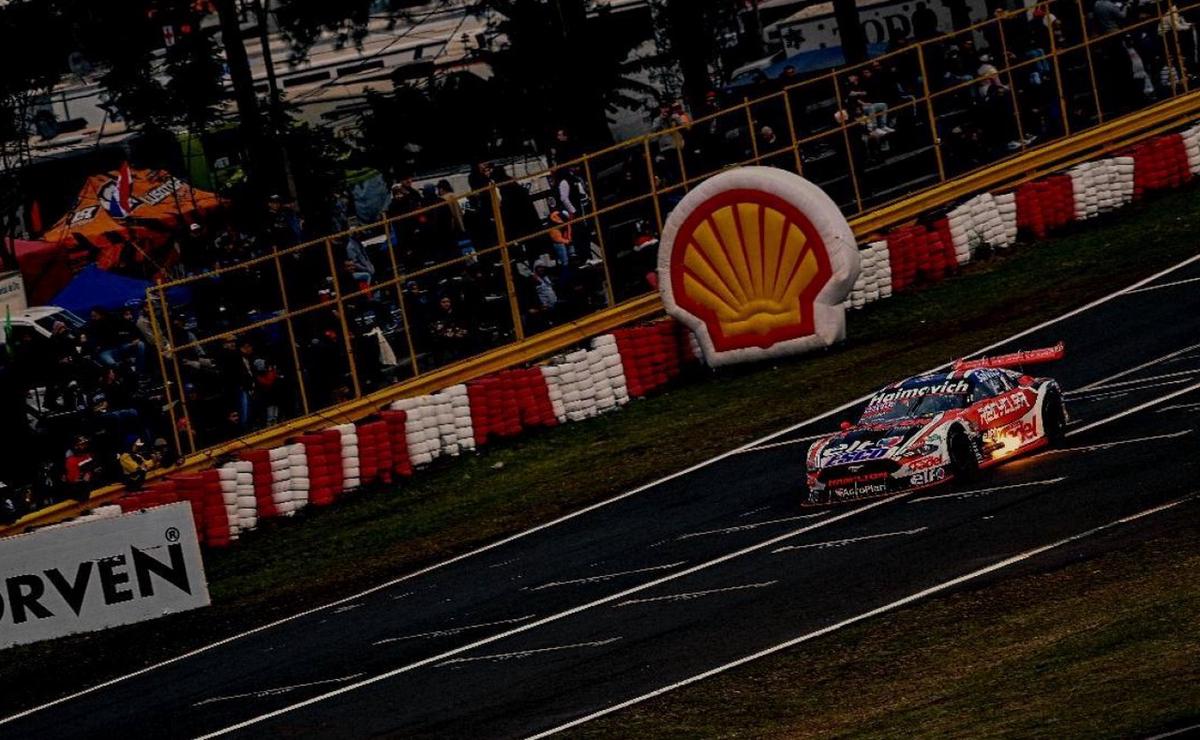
[374,615,538,645]
[488,558,521,570]
[1158,401,1200,413]
[1146,721,1200,739]
[1067,369,1198,394]
[526,562,687,591]
[437,638,622,667]
[529,493,1200,738]
[195,494,903,738]
[773,527,928,552]
[908,478,1067,504]
[615,581,778,607]
[192,674,366,708]
[1075,341,1200,391]
[1068,377,1194,401]
[333,604,363,614]
[738,505,772,519]
[1066,381,1200,437]
[677,513,828,541]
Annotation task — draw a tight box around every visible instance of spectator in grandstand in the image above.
[548,209,574,267]
[0,480,22,525]
[912,1,939,40]
[84,306,147,375]
[1093,0,1128,34]
[344,235,376,284]
[267,195,305,247]
[117,436,157,489]
[64,434,100,498]
[532,263,559,314]
[428,295,472,363]
[219,338,258,430]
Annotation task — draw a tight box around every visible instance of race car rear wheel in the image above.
[1044,391,1067,446]
[948,428,979,480]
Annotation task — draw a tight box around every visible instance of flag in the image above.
[107,162,133,218]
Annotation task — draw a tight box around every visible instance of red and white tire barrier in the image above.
[86,125,1200,549]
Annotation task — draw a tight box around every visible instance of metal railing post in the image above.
[642,137,665,233]
[782,90,805,175]
[145,287,184,457]
[324,237,363,398]
[270,248,310,415]
[1074,0,1105,122]
[383,217,422,377]
[490,185,526,341]
[916,43,949,180]
[1046,13,1072,136]
[582,157,617,307]
[155,286,197,454]
[745,100,761,162]
[994,15,1029,152]
[832,74,865,213]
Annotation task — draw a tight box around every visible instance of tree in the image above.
[0,0,72,269]
[476,0,657,150]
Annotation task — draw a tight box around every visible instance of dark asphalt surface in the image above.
[3,256,1199,739]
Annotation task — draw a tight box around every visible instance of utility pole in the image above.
[833,0,868,64]
[253,0,298,200]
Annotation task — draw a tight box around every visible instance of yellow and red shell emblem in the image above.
[658,168,859,366]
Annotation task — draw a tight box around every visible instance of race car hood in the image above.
[813,419,933,467]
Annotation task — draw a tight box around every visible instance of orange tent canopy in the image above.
[42,168,223,271]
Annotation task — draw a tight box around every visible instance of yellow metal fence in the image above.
[147,0,1200,456]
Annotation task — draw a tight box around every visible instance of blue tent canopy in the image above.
[51,265,190,314]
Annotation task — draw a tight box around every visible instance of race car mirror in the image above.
[657,167,860,367]
[840,420,853,431]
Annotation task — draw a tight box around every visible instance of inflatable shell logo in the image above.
[658,168,860,367]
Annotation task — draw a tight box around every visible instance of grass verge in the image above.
[570,517,1200,740]
[3,184,1200,716]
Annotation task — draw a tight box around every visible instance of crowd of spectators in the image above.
[2,0,1193,521]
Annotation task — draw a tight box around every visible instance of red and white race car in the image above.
[803,344,1068,505]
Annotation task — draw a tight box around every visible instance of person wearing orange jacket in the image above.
[548,209,574,268]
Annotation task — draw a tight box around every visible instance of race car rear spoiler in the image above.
[953,342,1065,371]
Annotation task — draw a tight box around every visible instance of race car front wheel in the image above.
[948,428,979,480]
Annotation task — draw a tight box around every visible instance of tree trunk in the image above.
[833,0,868,65]
[213,0,269,193]
[664,0,713,114]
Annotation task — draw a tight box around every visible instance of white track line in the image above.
[676,514,828,541]
[734,434,831,454]
[1033,430,1192,457]
[1157,401,1200,413]
[192,674,366,708]
[374,615,537,645]
[615,581,778,607]
[1069,377,1194,401]
[1067,370,1198,394]
[773,527,927,552]
[1146,721,1200,739]
[7,253,1200,730]
[1066,382,1200,437]
[528,494,1200,738]
[527,563,687,591]
[1121,275,1200,294]
[194,495,904,738]
[437,638,623,667]
[1076,342,1200,391]
[908,478,1067,504]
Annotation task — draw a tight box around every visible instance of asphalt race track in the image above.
[4,256,1200,739]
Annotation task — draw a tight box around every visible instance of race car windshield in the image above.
[861,392,969,422]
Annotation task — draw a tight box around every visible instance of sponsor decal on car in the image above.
[977,390,1031,424]
[869,379,971,405]
[903,455,942,471]
[827,471,890,487]
[910,467,947,486]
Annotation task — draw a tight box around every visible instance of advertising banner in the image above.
[0,503,210,649]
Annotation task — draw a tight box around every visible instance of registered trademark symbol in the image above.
[165,527,181,543]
